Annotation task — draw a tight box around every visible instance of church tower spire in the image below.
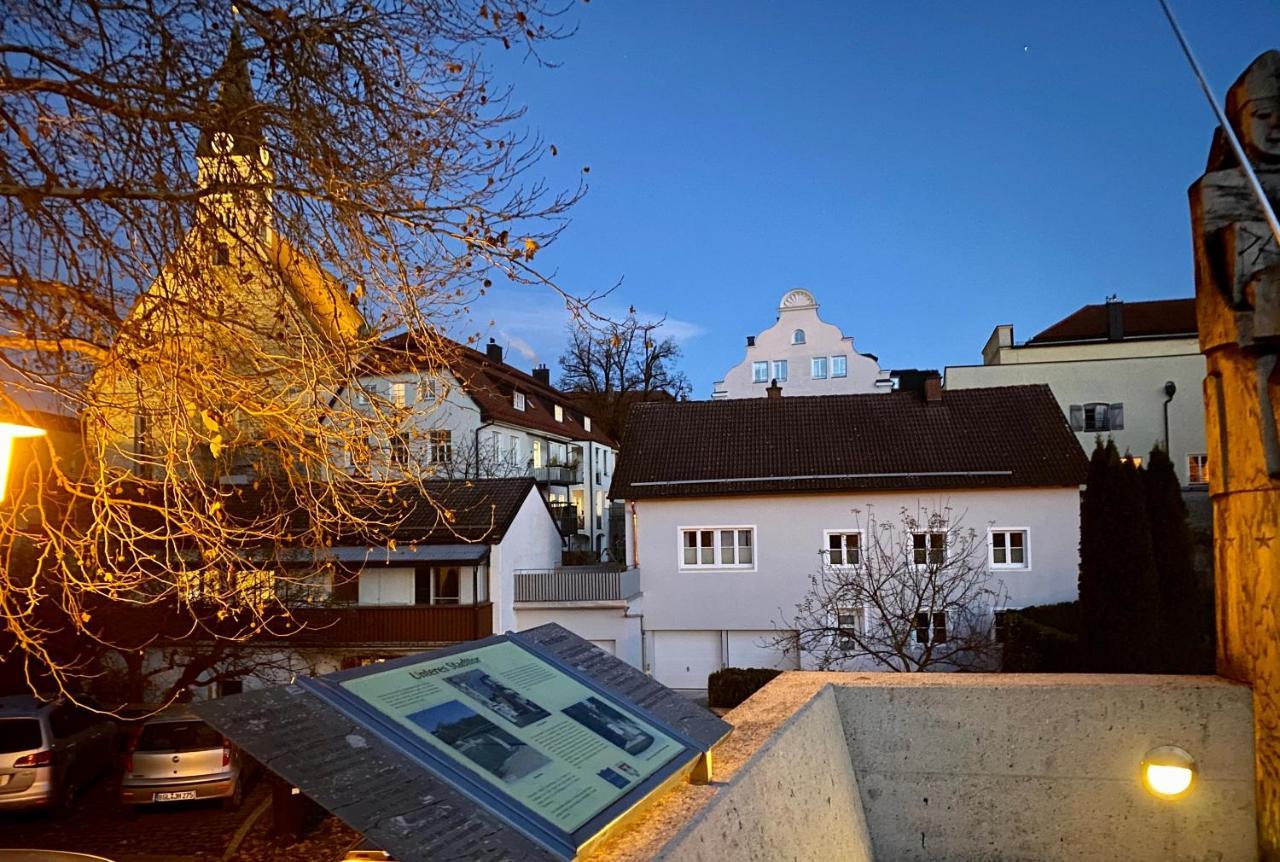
[197,28,273,241]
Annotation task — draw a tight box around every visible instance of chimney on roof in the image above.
[532,364,551,385]
[1106,297,1125,341]
[486,338,504,363]
[766,378,783,399]
[923,373,943,403]
[746,335,756,347]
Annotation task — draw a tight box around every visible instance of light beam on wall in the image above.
[0,422,47,503]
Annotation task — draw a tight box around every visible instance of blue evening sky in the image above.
[471,1,1280,396]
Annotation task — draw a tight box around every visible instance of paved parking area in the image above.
[0,775,267,861]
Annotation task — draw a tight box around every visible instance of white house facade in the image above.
[946,298,1208,487]
[712,289,892,398]
[349,335,621,558]
[610,383,1088,689]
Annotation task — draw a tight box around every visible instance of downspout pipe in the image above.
[1163,380,1177,453]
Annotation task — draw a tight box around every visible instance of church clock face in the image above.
[211,131,234,154]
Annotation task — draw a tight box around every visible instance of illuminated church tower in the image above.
[195,28,273,248]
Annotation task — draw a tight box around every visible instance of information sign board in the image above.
[299,632,707,859]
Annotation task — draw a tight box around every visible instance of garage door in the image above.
[589,639,616,655]
[653,631,722,690]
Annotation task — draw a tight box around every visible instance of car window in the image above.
[0,718,45,752]
[135,720,223,752]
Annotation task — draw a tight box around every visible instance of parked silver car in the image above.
[0,695,118,812]
[120,710,249,809]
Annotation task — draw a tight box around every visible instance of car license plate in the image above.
[154,790,197,801]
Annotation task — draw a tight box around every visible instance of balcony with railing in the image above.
[88,599,494,647]
[513,565,639,604]
[530,461,582,485]
[547,502,581,536]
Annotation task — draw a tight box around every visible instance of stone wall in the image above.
[833,675,1255,861]
[656,685,873,862]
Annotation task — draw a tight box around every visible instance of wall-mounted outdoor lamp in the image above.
[1142,745,1197,799]
[0,422,47,503]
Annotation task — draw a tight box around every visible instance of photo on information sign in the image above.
[445,668,552,728]
[407,700,550,783]
[563,697,655,755]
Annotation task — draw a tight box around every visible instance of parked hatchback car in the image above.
[0,694,118,812]
[120,710,249,808]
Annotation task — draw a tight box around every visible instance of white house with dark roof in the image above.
[346,333,622,559]
[610,382,1088,689]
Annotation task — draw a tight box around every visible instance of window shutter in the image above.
[1109,403,1124,430]
[1068,404,1084,431]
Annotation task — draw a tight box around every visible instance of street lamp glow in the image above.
[0,422,47,503]
[1142,745,1197,799]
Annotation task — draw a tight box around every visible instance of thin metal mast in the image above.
[1158,0,1280,246]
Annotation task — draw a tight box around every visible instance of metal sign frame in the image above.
[299,630,708,860]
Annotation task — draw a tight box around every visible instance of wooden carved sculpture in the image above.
[1189,49,1280,859]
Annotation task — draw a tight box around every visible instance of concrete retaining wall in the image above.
[657,685,873,862]
[831,675,1256,861]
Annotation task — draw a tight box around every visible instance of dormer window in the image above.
[554,405,564,422]
[792,329,806,345]
[513,392,526,411]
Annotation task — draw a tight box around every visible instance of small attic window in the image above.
[513,392,526,411]
[554,404,564,422]
[214,242,230,266]
[792,329,806,345]
[584,416,591,432]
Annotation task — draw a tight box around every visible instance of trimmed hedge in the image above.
[707,667,783,709]
[1001,602,1082,672]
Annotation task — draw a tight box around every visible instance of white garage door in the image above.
[653,631,722,690]
[589,639,616,655]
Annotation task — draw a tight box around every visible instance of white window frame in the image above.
[811,356,828,380]
[987,527,1030,570]
[911,531,948,567]
[429,429,453,464]
[1187,453,1208,485]
[772,359,788,382]
[389,432,411,466]
[822,530,864,568]
[830,355,847,378]
[752,361,769,384]
[792,329,806,345]
[584,416,592,432]
[677,526,757,571]
[554,404,564,422]
[914,609,948,645]
[833,606,866,650]
[513,391,526,411]
[390,381,414,408]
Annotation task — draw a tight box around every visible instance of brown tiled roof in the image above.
[373,333,616,447]
[367,477,545,543]
[610,385,1087,500]
[1028,299,1196,344]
